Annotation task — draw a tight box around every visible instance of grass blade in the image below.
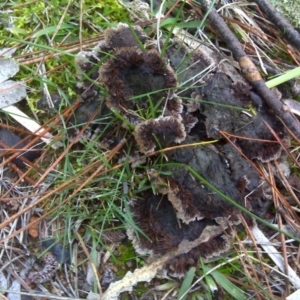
[203,266,247,300]
[178,267,196,300]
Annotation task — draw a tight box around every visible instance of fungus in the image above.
[222,143,262,194]
[102,267,116,286]
[127,193,232,277]
[104,23,148,49]
[165,138,265,222]
[75,42,109,77]
[99,47,177,122]
[165,38,213,98]
[71,24,286,279]
[166,171,243,224]
[75,41,111,101]
[237,112,285,162]
[194,72,286,162]
[180,112,198,133]
[165,96,183,115]
[41,239,70,264]
[133,116,186,153]
[164,149,241,223]
[75,24,149,101]
[231,80,253,105]
[100,230,126,244]
[221,143,272,218]
[127,137,265,276]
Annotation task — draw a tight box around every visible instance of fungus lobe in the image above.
[128,192,231,277]
[134,116,186,153]
[99,47,177,122]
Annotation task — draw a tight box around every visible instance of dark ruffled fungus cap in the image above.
[193,72,286,162]
[127,193,232,277]
[127,136,265,276]
[164,137,265,223]
[99,47,178,123]
[75,41,111,100]
[73,23,279,278]
[133,116,186,153]
[164,141,243,224]
[75,23,148,100]
[180,112,199,133]
[104,23,149,49]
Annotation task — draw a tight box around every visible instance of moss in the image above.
[116,243,138,266]
[1,0,129,38]
[0,1,46,37]
[0,0,129,111]
[114,242,144,278]
[270,0,300,29]
[82,0,130,26]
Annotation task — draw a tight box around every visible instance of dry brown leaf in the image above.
[28,216,40,238]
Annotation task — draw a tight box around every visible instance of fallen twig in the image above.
[195,0,300,139]
[254,0,300,50]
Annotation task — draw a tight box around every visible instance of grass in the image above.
[266,67,300,88]
[1,0,300,299]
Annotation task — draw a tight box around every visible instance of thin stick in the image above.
[254,0,300,49]
[195,0,300,138]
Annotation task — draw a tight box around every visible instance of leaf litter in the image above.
[0,57,27,109]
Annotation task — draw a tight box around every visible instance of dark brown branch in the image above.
[196,0,300,139]
[254,0,300,50]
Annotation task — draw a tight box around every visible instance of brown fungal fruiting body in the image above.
[99,47,177,122]
[134,116,186,153]
[104,23,148,49]
[100,230,126,244]
[193,72,286,162]
[127,136,266,276]
[164,140,262,225]
[127,193,232,277]
[73,23,288,278]
[75,41,111,100]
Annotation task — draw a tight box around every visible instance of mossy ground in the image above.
[0,0,129,108]
[270,0,300,29]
